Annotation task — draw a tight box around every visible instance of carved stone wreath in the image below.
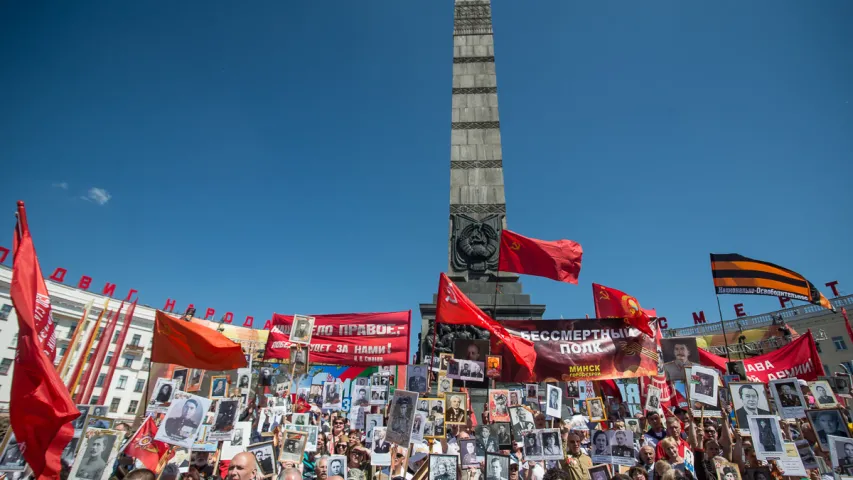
[450,213,502,273]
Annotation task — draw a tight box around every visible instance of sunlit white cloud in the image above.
[82,187,112,205]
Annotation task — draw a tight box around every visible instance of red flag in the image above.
[699,331,825,382]
[843,308,853,345]
[498,230,583,284]
[152,310,247,370]
[122,416,169,472]
[10,201,79,479]
[100,300,138,401]
[592,283,655,337]
[436,273,536,377]
[82,302,124,405]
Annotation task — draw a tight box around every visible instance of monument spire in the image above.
[417,0,545,365]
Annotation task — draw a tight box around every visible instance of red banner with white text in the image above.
[264,311,411,366]
[699,331,824,382]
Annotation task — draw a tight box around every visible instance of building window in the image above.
[11,334,17,345]
[816,342,822,353]
[0,304,12,320]
[58,346,67,357]
[131,334,142,347]
[123,357,133,368]
[104,354,113,366]
[96,327,104,340]
[96,373,106,387]
[109,397,121,413]
[127,400,139,414]
[117,375,127,389]
[112,331,120,344]
[66,328,75,339]
[833,336,848,351]
[91,396,99,404]
[0,358,12,375]
[134,379,145,392]
[143,358,150,370]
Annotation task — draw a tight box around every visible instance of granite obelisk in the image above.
[417,0,546,364]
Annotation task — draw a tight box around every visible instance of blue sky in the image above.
[1,1,851,358]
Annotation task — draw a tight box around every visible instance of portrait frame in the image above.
[171,367,189,391]
[85,416,114,431]
[565,381,580,398]
[484,454,510,480]
[444,392,468,425]
[716,461,743,480]
[475,424,499,455]
[0,430,26,472]
[489,389,511,422]
[429,454,458,480]
[689,365,720,407]
[328,455,348,480]
[371,427,392,466]
[289,314,315,345]
[494,422,512,450]
[147,378,178,413]
[351,384,370,408]
[187,368,205,392]
[407,365,429,394]
[67,428,124,480]
[154,391,211,449]
[459,438,479,467]
[209,375,229,399]
[209,398,240,441]
[248,441,277,478]
[322,381,343,411]
[385,389,418,446]
[806,408,850,451]
[625,418,641,438]
[828,435,853,469]
[589,464,612,480]
[730,382,771,433]
[280,429,308,463]
[369,385,388,406]
[486,355,502,379]
[453,338,489,363]
[509,406,535,443]
[236,368,251,391]
[545,384,562,419]
[411,411,428,443]
[747,415,785,457]
[525,383,538,401]
[660,337,699,382]
[769,378,807,419]
[809,380,839,409]
[586,397,607,422]
[540,428,564,461]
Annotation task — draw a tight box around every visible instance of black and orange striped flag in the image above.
[710,253,833,310]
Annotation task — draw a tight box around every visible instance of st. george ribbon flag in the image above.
[9,201,79,479]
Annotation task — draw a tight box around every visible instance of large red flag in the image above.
[699,331,825,382]
[122,416,169,472]
[843,308,853,345]
[10,201,78,479]
[436,273,536,376]
[592,283,655,337]
[498,230,583,284]
[152,311,247,370]
[100,300,138,402]
[83,302,124,405]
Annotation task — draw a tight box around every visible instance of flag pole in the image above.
[493,235,501,319]
[714,294,732,362]
[58,299,94,380]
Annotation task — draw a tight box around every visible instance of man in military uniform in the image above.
[663,342,694,381]
[76,436,109,479]
[611,430,634,458]
[446,394,466,423]
[165,399,200,440]
[487,457,506,480]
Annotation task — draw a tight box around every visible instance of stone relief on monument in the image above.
[450,214,503,274]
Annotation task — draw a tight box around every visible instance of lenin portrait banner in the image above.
[497,319,660,382]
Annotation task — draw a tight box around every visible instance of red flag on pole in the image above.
[82,302,124,405]
[498,230,583,284]
[122,416,169,472]
[100,299,137,401]
[592,283,655,337]
[152,311,247,370]
[436,273,537,377]
[10,201,79,479]
[842,308,853,345]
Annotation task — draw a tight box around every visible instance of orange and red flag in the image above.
[498,230,583,284]
[592,283,655,337]
[152,310,247,370]
[10,201,79,479]
[123,416,170,472]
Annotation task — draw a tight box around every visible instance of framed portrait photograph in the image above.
[485,454,510,480]
[371,427,392,466]
[689,365,719,407]
[86,416,114,430]
[208,398,240,441]
[386,389,418,446]
[717,462,743,480]
[290,347,309,376]
[589,463,611,480]
[828,435,853,469]
[72,404,91,436]
[522,431,542,460]
[0,430,26,472]
[407,365,429,393]
[509,406,535,443]
[508,389,522,407]
[370,385,388,406]
[540,428,563,461]
[489,389,511,422]
[438,352,452,373]
[625,418,641,437]
[328,455,348,480]
[566,381,580,398]
[730,382,771,432]
[365,413,384,442]
[454,359,485,382]
[494,422,512,450]
[437,374,453,396]
[322,381,343,410]
[475,424,499,454]
[186,368,205,392]
[147,378,177,413]
[248,441,277,478]
[590,430,611,463]
[769,378,806,419]
[525,383,538,401]
[833,374,852,394]
[236,368,251,391]
[172,368,189,391]
[460,438,479,467]
[454,338,489,363]
[486,355,502,379]
[280,429,308,463]
[154,391,211,449]
[545,384,562,418]
[744,467,771,480]
[747,415,785,457]
[289,314,315,345]
[351,384,370,408]
[209,375,229,399]
[810,381,839,409]
[609,430,635,465]
[429,454,458,480]
[806,408,850,451]
[68,428,124,480]
[445,392,468,425]
[411,411,428,443]
[587,397,607,422]
[660,337,699,382]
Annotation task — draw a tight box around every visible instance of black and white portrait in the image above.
[411,411,428,443]
[437,375,453,395]
[386,390,418,446]
[587,397,606,422]
[523,431,542,460]
[148,378,178,413]
[445,392,468,425]
[609,430,635,464]
[73,404,91,435]
[526,384,538,401]
[809,381,838,408]
[509,406,534,443]
[460,438,479,466]
[87,416,113,430]
[370,385,388,406]
[807,408,850,451]
[281,429,307,462]
[290,314,315,345]
[355,377,369,387]
[589,464,611,480]
[832,375,851,395]
[407,365,428,393]
[590,430,611,461]
[476,424,499,454]
[829,436,853,469]
[208,399,239,441]
[485,454,509,480]
[495,422,512,449]
[329,455,347,480]
[545,384,562,418]
[0,431,26,471]
[61,436,79,469]
[540,429,563,460]
[566,381,580,398]
[352,385,369,407]
[68,428,123,480]
[248,441,276,478]
[744,467,771,480]
[429,454,458,480]
[210,376,228,399]
[323,381,343,410]
[154,392,211,449]
[172,368,188,391]
[688,365,719,407]
[237,368,251,390]
[371,427,391,466]
[460,360,485,382]
[770,378,806,419]
[730,383,771,431]
[626,418,641,436]
[660,337,699,382]
[747,415,784,456]
[187,368,204,392]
